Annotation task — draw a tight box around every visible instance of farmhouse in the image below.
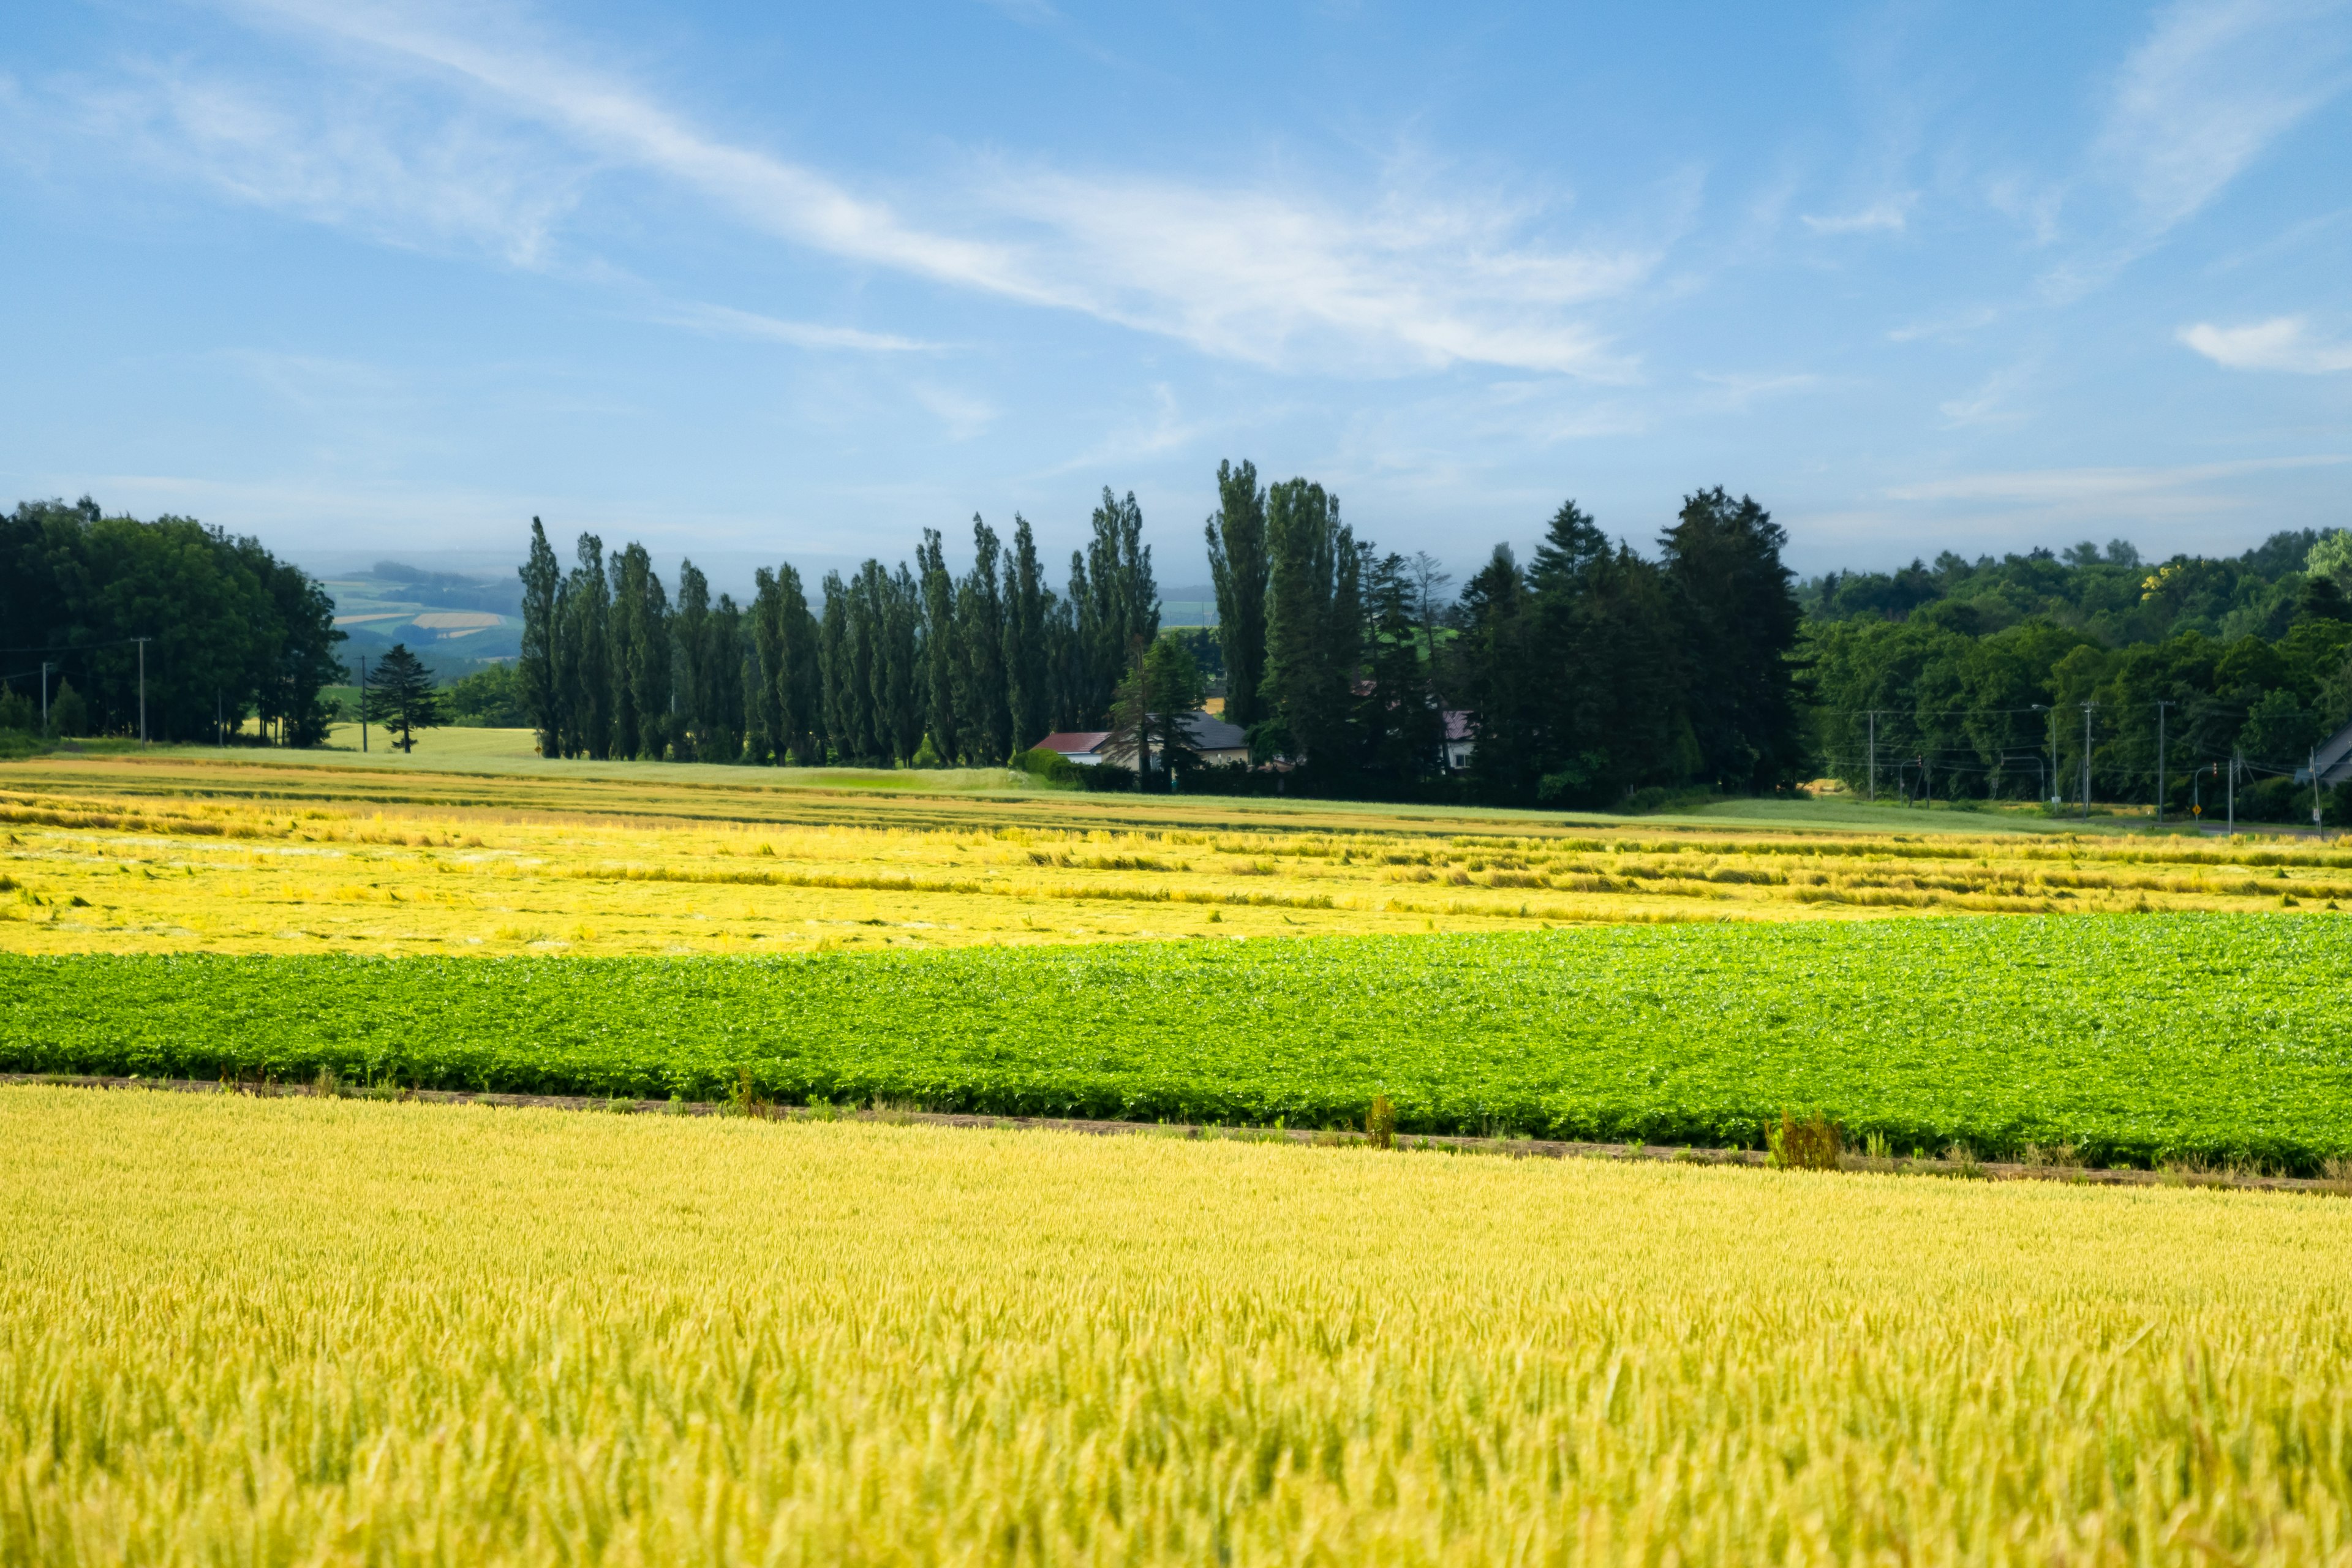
[2306,718,2352,788]
[1033,712,1251,771]
[1442,710,1473,771]
[1031,730,1111,766]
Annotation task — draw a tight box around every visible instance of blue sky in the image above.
[2,0,2348,592]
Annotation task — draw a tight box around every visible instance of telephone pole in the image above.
[134,637,150,745]
[2079,701,2095,821]
[2227,751,2238,839]
[358,654,369,753]
[1866,710,1878,802]
[38,661,49,731]
[2154,700,2169,827]
[2043,704,2059,806]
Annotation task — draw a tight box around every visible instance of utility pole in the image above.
[1866,710,1877,803]
[38,661,50,731]
[2044,704,2059,807]
[134,637,149,745]
[2154,700,2169,827]
[2227,751,2237,839]
[358,655,369,753]
[2314,747,2324,834]
[2079,702,2095,821]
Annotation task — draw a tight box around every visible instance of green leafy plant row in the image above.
[5,915,2348,1169]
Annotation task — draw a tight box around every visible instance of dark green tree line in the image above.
[1,497,344,744]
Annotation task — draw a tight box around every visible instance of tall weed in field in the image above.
[1766,1110,1842,1170]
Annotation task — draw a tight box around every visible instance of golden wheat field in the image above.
[2,753,2347,954]
[5,1087,2351,1566]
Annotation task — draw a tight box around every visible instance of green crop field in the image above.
[7,912,2350,1170]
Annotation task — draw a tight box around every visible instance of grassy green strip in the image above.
[6,914,2349,1169]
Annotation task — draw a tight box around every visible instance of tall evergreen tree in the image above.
[915,529,961,763]
[1531,503,1687,805]
[1660,488,1807,793]
[361,643,445,753]
[518,517,562,757]
[1205,459,1270,732]
[1454,545,1540,799]
[1259,478,1360,773]
[1002,516,1050,752]
[1104,633,1208,790]
[1358,551,1444,786]
[958,517,1009,762]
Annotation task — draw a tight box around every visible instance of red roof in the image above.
[1033,731,1111,755]
[1443,710,1472,741]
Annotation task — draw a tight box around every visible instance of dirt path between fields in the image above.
[4,1072,2341,1196]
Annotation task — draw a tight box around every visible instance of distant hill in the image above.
[321,562,521,677]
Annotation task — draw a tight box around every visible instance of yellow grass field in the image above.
[2,749,2347,954]
[5,1087,2350,1566]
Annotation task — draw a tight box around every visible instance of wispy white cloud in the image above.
[1800,195,1913,235]
[908,383,998,442]
[1936,363,2036,429]
[1693,371,1820,412]
[1886,306,2002,344]
[2094,0,2352,232]
[1041,383,1206,475]
[99,0,1654,378]
[654,301,941,354]
[1884,454,2348,505]
[70,61,584,264]
[2179,315,2352,372]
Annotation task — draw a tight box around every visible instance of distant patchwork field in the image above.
[6,764,2350,959]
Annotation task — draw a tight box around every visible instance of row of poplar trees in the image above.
[516,490,1158,766]
[514,465,1807,804]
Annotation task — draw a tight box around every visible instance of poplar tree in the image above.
[674,561,711,758]
[752,566,787,763]
[775,565,821,763]
[916,529,960,763]
[703,592,746,762]
[562,533,612,760]
[1260,478,1360,773]
[818,572,855,763]
[1001,517,1050,752]
[518,517,562,757]
[1206,459,1270,731]
[610,543,669,760]
[879,564,925,763]
[1072,489,1158,725]
[958,517,1009,762]
[754,564,821,763]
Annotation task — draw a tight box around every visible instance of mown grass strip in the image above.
[4,913,2348,1170]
